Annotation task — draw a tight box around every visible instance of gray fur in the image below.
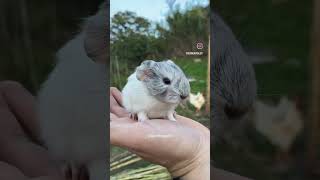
[136,60,190,104]
[211,12,257,143]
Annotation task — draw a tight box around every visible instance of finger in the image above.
[0,85,27,138]
[110,91,119,107]
[0,81,39,141]
[110,113,133,122]
[0,137,63,178]
[110,87,123,106]
[110,115,135,124]
[110,113,118,120]
[110,94,129,118]
[109,87,129,117]
[0,83,62,178]
[0,161,27,179]
[0,161,62,180]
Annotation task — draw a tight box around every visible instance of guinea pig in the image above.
[211,11,257,144]
[38,2,108,180]
[122,60,190,122]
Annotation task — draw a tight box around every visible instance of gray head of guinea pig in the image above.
[211,11,257,144]
[136,60,190,104]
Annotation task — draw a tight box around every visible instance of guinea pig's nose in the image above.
[180,95,187,100]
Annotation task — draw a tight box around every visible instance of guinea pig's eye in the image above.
[163,77,171,85]
[224,105,247,120]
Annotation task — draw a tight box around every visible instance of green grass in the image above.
[173,57,208,94]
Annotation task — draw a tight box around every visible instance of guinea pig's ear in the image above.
[136,60,156,81]
[166,59,175,65]
[83,1,108,64]
[180,75,191,94]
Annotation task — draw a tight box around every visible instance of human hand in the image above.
[110,87,210,179]
[0,81,87,180]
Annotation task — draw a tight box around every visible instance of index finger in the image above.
[0,81,39,141]
[110,87,129,118]
[110,87,123,106]
[0,81,63,178]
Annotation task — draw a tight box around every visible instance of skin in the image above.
[0,81,88,180]
[0,81,250,180]
[111,87,253,180]
[110,87,210,179]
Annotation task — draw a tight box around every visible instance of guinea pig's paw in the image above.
[137,112,149,122]
[173,111,177,117]
[168,111,177,122]
[62,161,81,180]
[129,113,138,121]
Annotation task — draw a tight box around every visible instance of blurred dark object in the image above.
[0,0,102,93]
[306,0,320,177]
[210,10,257,145]
[212,0,312,180]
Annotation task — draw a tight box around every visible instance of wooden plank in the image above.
[206,35,211,113]
[307,0,320,171]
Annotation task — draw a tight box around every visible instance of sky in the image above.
[110,0,209,23]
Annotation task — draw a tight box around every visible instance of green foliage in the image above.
[159,6,209,56]
[110,6,209,64]
[110,5,209,92]
[174,58,207,93]
[111,11,151,41]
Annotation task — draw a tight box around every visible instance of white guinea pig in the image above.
[122,60,190,122]
[38,2,108,180]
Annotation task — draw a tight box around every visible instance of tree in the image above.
[157,6,209,56]
[111,11,157,63]
[110,6,210,63]
[111,11,151,42]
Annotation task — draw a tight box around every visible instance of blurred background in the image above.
[0,0,103,94]
[2,0,319,179]
[110,0,209,179]
[212,0,320,180]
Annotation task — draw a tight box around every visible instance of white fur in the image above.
[122,72,177,121]
[38,33,107,180]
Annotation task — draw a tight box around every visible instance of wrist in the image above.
[180,159,210,180]
[170,133,210,180]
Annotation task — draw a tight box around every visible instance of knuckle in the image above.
[110,87,119,93]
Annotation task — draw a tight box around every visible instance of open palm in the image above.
[110,87,210,177]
